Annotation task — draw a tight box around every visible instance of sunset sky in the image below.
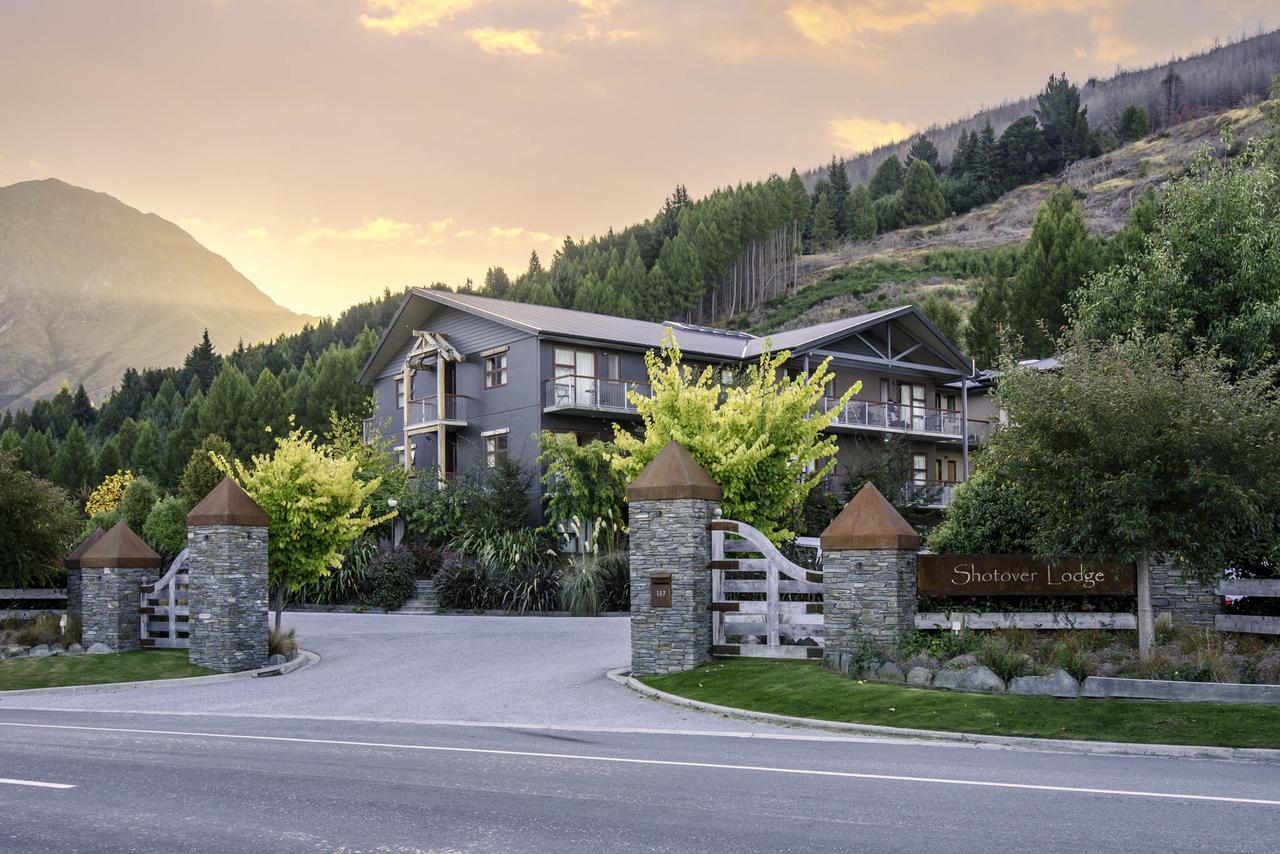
[3,0,1278,317]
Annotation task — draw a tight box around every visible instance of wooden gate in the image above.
[140,548,190,649]
[710,518,824,659]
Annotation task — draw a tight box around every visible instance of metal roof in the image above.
[358,288,976,384]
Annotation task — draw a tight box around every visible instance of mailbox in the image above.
[650,573,673,608]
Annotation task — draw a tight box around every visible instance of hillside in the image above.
[0,179,316,411]
[744,102,1274,333]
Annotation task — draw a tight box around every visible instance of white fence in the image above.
[1216,578,1280,636]
[140,549,191,649]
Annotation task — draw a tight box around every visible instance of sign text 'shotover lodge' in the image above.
[917,554,1136,596]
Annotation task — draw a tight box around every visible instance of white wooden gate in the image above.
[710,518,823,660]
[140,548,190,649]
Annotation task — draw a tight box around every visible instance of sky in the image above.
[3,0,1279,318]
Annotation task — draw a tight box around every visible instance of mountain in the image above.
[0,179,316,411]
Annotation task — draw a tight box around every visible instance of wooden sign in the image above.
[917,554,1135,596]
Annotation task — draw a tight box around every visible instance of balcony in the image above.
[362,417,378,445]
[405,395,468,431]
[901,479,959,509]
[543,375,651,418]
[819,397,989,444]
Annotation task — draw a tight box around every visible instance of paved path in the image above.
[0,612,768,731]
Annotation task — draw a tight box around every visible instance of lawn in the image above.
[640,658,1280,749]
[0,650,212,691]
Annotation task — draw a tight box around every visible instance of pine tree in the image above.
[809,191,838,251]
[1006,185,1098,356]
[844,184,877,240]
[114,418,141,471]
[1117,105,1149,143]
[179,434,236,509]
[965,253,1016,366]
[905,135,941,173]
[482,266,512,299]
[182,330,221,392]
[131,420,161,477]
[1035,73,1090,170]
[249,368,290,457]
[899,159,948,226]
[95,439,122,484]
[996,116,1052,190]
[868,155,904,200]
[51,423,95,493]
[71,384,95,427]
[949,128,976,177]
[826,157,851,237]
[1105,187,1160,268]
[162,391,203,485]
[975,120,998,188]
[20,428,54,478]
[199,364,254,453]
[0,427,20,458]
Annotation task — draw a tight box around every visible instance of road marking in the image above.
[0,777,75,789]
[1,721,1276,806]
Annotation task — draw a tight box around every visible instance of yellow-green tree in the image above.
[611,332,857,543]
[216,430,393,628]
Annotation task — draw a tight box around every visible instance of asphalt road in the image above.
[1,708,1278,853]
[2,613,1278,852]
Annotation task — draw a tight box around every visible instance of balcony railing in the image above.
[901,479,959,508]
[820,397,989,443]
[362,417,378,445]
[406,394,467,428]
[544,375,651,414]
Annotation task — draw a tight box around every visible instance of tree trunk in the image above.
[1136,550,1155,660]
[272,586,285,633]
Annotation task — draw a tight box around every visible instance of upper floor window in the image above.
[395,377,406,409]
[484,351,508,388]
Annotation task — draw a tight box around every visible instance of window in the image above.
[935,458,943,481]
[484,352,508,388]
[912,453,928,484]
[936,392,958,412]
[484,431,509,468]
[394,443,416,466]
[947,459,958,483]
[395,378,405,409]
[879,378,891,402]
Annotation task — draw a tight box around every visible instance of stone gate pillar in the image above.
[63,527,105,623]
[820,483,920,665]
[626,441,722,676]
[79,522,162,652]
[186,477,271,673]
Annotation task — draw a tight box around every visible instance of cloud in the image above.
[785,1,1117,46]
[27,159,49,171]
[488,225,526,239]
[453,228,479,239]
[829,116,918,152]
[241,226,270,240]
[466,27,543,55]
[414,216,458,245]
[571,0,620,16]
[360,0,484,36]
[299,217,415,244]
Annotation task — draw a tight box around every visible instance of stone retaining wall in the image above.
[80,566,155,652]
[187,523,270,673]
[1149,558,1220,629]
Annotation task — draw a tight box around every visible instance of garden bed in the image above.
[640,658,1280,748]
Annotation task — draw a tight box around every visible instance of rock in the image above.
[825,651,850,676]
[66,643,84,655]
[960,665,1007,693]
[6,645,28,658]
[28,644,51,657]
[1008,669,1080,698]
[267,654,287,666]
[932,669,966,690]
[858,660,883,680]
[944,653,978,669]
[906,666,934,686]
[87,643,113,655]
[875,662,906,682]
[49,642,65,654]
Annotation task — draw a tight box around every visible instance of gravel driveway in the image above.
[0,612,770,732]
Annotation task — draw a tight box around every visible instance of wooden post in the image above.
[401,361,413,475]
[436,356,447,483]
[1137,551,1155,660]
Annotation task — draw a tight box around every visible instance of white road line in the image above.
[1,721,1276,807]
[0,777,75,789]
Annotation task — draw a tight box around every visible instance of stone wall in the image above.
[629,498,716,676]
[822,547,917,655]
[187,524,270,673]
[1149,558,1220,629]
[65,568,83,621]
[80,566,155,652]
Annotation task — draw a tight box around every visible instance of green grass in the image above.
[641,658,1280,749]
[0,650,212,691]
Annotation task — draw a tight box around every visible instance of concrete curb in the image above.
[0,649,319,698]
[610,669,1280,763]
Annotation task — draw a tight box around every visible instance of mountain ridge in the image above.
[0,178,317,411]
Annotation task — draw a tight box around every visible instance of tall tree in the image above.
[826,157,851,237]
[868,155,904,200]
[844,184,877,240]
[249,368,290,457]
[996,116,1052,190]
[182,329,221,392]
[199,364,255,452]
[808,191,838,251]
[1035,73,1090,169]
[71,384,95,427]
[1117,104,1150,143]
[51,423,95,494]
[905,134,941,173]
[898,159,948,226]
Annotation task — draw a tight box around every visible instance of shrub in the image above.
[7,614,63,647]
[143,496,189,558]
[364,549,417,612]
[408,544,447,579]
[559,555,603,616]
[268,626,297,657]
[434,552,497,610]
[118,476,159,534]
[975,635,1032,682]
[1051,642,1091,682]
[0,453,81,588]
[85,470,132,517]
[597,549,631,612]
[900,629,978,663]
[288,538,378,606]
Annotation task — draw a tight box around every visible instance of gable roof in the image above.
[358,289,975,384]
